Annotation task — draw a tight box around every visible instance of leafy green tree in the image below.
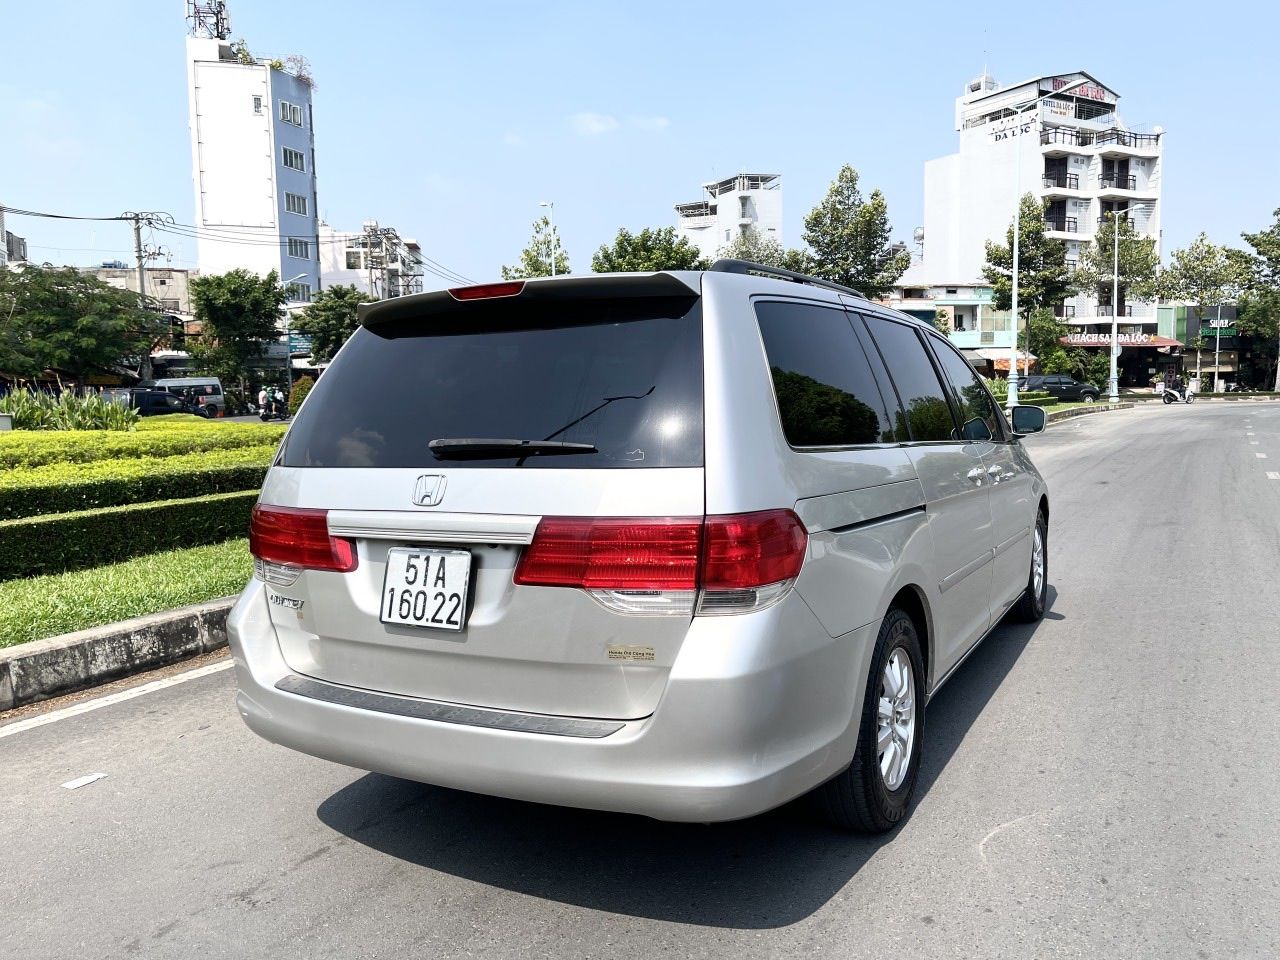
[1071,214,1160,309]
[293,284,374,364]
[0,265,160,388]
[982,195,1071,318]
[288,374,315,415]
[1019,307,1070,374]
[591,227,708,272]
[1236,291,1280,391]
[1158,234,1252,390]
[502,216,569,279]
[802,165,910,298]
[1241,209,1280,390]
[188,269,286,395]
[717,228,810,272]
[932,308,950,334]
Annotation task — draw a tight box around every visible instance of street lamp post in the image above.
[539,200,557,277]
[1007,77,1090,410]
[1106,204,1148,404]
[1213,304,1224,393]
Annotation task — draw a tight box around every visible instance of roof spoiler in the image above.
[359,273,700,329]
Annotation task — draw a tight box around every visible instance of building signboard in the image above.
[1061,333,1182,347]
[1049,75,1116,103]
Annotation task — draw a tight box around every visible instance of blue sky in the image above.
[2,0,1277,287]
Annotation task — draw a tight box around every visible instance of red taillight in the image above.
[513,510,806,592]
[702,510,807,589]
[514,517,701,590]
[447,281,525,301]
[249,505,357,573]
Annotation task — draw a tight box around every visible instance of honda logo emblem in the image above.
[412,474,447,507]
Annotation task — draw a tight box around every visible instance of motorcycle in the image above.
[1159,383,1195,404]
[259,396,290,421]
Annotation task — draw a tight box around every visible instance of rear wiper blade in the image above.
[428,438,599,459]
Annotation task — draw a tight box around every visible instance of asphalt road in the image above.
[3,402,1279,959]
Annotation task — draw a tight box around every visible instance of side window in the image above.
[928,335,1004,442]
[859,314,957,442]
[755,300,894,446]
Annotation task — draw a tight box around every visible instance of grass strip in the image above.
[0,539,252,649]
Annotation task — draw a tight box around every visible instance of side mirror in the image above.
[1010,405,1047,436]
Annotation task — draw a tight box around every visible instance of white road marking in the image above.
[1258,453,1269,459]
[61,773,107,790]
[1250,441,1260,445]
[0,659,233,741]
[1267,472,1280,480]
[1247,432,1256,435]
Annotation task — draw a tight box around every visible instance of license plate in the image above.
[379,548,471,631]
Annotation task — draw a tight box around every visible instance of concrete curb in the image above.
[0,597,235,712]
[1047,403,1133,423]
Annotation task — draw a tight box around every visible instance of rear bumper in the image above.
[227,579,877,822]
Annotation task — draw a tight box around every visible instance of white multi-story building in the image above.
[318,221,424,299]
[184,25,320,302]
[675,173,782,261]
[902,71,1166,382]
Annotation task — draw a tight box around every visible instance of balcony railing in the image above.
[1100,174,1137,190]
[1041,128,1090,147]
[1098,216,1135,229]
[1044,217,1078,233]
[1095,129,1161,149]
[1041,127,1162,149]
[1042,173,1080,190]
[1052,303,1077,319]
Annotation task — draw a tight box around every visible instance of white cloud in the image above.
[502,131,525,147]
[569,112,620,136]
[630,115,670,132]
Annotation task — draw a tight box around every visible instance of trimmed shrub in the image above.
[289,375,315,415]
[0,423,285,469]
[0,444,277,519]
[0,490,259,581]
[1019,397,1060,408]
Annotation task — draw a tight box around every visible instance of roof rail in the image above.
[708,258,869,301]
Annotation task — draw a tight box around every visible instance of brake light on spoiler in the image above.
[514,510,807,616]
[447,281,525,301]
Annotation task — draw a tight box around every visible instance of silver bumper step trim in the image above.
[274,674,627,739]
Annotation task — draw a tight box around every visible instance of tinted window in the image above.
[859,314,956,442]
[279,298,703,468]
[755,301,893,446]
[928,335,1004,442]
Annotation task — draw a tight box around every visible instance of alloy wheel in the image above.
[877,648,916,791]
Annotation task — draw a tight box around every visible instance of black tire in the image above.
[1083,393,1097,403]
[1012,511,1048,623]
[1162,392,1175,404]
[815,608,925,832]
[1187,394,1196,404]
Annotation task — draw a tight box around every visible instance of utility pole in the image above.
[122,211,174,381]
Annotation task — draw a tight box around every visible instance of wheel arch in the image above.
[887,583,931,689]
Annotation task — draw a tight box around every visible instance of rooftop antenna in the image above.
[186,0,230,39]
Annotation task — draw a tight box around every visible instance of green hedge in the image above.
[1018,391,1052,401]
[0,445,276,520]
[0,490,258,581]
[0,423,285,469]
[1019,397,1060,408]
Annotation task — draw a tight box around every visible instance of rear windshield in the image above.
[278,298,704,468]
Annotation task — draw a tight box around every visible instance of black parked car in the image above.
[1018,374,1100,402]
[126,389,212,417]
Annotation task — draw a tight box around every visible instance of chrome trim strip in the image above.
[274,675,626,739]
[993,526,1030,558]
[327,510,538,544]
[938,550,993,595]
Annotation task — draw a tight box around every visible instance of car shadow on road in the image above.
[316,588,1057,929]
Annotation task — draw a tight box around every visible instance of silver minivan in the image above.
[228,261,1050,831]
